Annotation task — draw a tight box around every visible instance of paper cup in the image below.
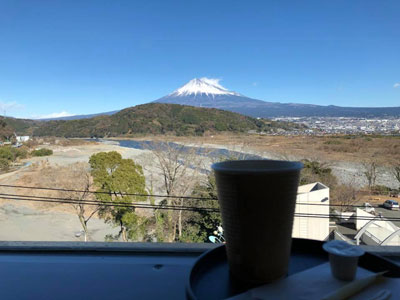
[212,160,303,285]
[323,240,365,281]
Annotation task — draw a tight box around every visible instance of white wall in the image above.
[292,184,330,241]
[356,208,374,230]
[16,136,30,142]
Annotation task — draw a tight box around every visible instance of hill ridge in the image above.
[19,103,303,137]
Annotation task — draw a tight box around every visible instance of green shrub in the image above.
[0,146,29,161]
[31,148,53,157]
[371,185,391,195]
[0,147,13,161]
[0,158,10,171]
[13,147,28,159]
[300,159,337,188]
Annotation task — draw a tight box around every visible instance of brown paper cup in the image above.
[212,160,303,285]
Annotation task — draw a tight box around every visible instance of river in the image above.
[93,138,264,160]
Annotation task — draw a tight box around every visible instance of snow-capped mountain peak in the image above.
[170,78,240,97]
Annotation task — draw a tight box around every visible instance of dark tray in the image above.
[186,239,400,300]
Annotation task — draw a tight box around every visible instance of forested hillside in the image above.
[30,103,303,137]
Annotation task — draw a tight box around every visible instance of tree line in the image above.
[54,145,222,243]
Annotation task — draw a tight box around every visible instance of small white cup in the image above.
[323,240,365,281]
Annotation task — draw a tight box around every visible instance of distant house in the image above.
[16,136,30,143]
[292,182,330,241]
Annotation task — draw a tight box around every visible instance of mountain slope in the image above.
[155,78,400,118]
[1,117,40,136]
[32,103,302,137]
[39,110,119,121]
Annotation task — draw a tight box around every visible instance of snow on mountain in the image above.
[169,78,240,97]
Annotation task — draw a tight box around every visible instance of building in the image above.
[292,182,330,241]
[16,136,30,142]
[354,208,400,246]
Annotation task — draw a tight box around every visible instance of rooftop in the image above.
[297,182,328,194]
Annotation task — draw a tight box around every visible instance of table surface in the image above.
[0,251,198,300]
[0,240,398,300]
[187,242,327,300]
[187,239,400,300]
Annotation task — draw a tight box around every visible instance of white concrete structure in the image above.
[335,211,355,224]
[16,136,30,142]
[292,182,330,241]
[354,209,400,246]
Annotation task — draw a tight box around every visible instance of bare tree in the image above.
[61,164,99,242]
[19,162,100,241]
[143,141,205,242]
[363,160,378,190]
[331,183,360,212]
[391,163,400,190]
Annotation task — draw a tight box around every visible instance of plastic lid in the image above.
[323,240,365,257]
[212,160,303,174]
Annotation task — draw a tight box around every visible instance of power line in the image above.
[0,192,172,208]
[0,192,219,211]
[296,202,385,209]
[294,212,395,221]
[0,184,395,210]
[0,195,219,212]
[0,184,218,201]
[0,193,400,222]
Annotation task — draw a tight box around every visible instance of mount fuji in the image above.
[42,77,400,121]
[155,78,400,118]
[155,78,269,113]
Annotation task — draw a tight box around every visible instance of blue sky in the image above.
[0,0,399,118]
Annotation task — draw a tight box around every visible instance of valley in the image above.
[0,79,399,243]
